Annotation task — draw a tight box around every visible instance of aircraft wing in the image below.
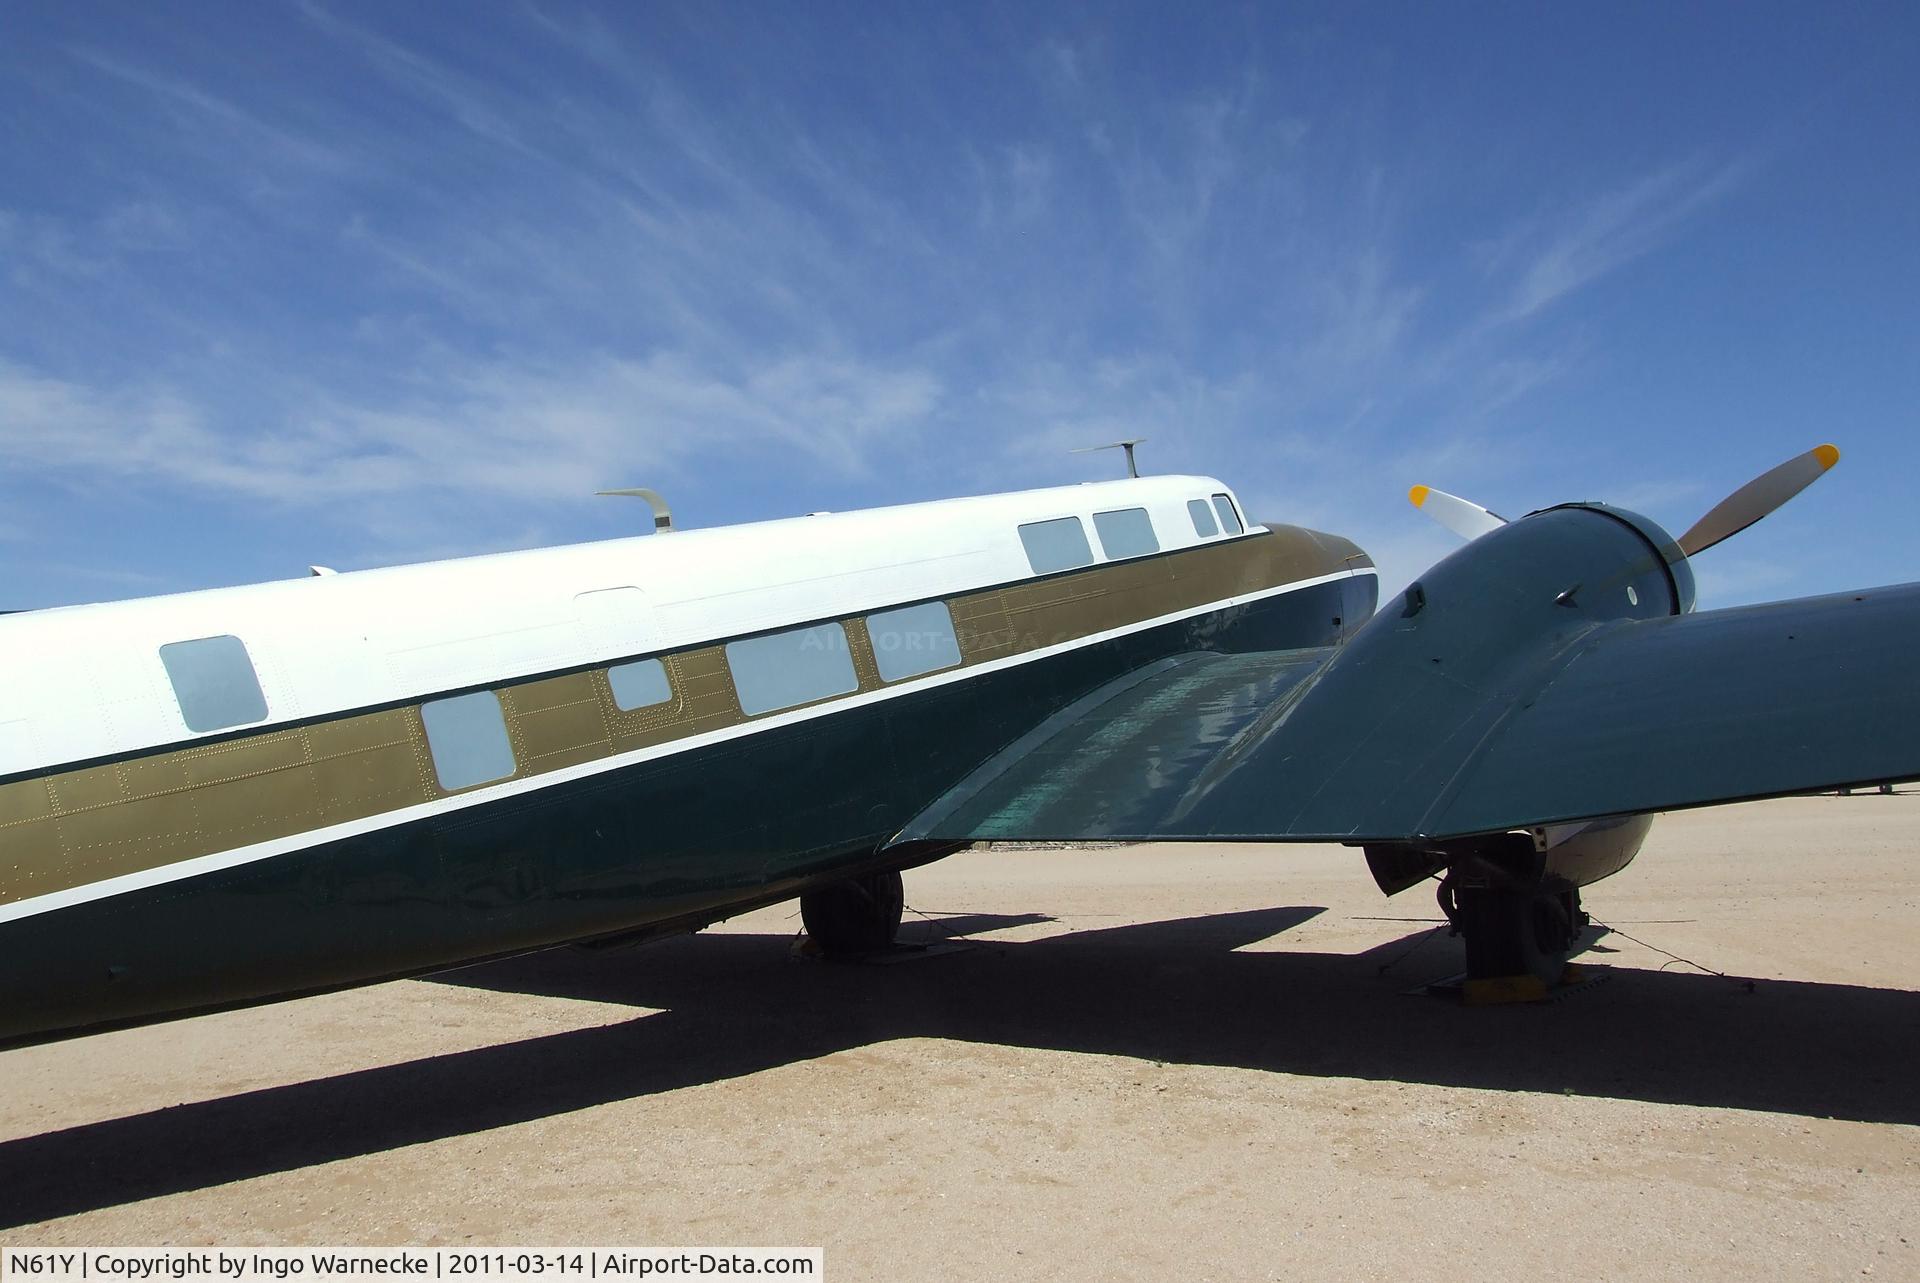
[895,581,1920,846]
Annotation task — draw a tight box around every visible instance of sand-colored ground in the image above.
[2,795,1917,1280]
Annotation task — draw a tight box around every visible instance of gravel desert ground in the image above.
[2,794,1917,1281]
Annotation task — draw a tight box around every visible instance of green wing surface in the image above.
[896,648,1339,844]
[1428,583,1920,835]
[894,583,1920,846]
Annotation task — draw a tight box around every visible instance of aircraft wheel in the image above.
[801,869,905,957]
[1447,882,1579,985]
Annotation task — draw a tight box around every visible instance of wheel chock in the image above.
[1462,973,1553,1005]
[1418,962,1610,1004]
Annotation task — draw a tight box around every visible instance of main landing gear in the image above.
[800,868,905,958]
[1435,843,1589,1002]
[1439,877,1584,986]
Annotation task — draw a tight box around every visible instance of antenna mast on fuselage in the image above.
[1070,438,1147,479]
[595,487,676,533]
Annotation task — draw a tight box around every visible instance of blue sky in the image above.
[2,2,1915,610]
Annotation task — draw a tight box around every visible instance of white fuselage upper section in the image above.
[0,476,1254,775]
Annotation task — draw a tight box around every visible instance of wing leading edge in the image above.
[1429,582,1920,835]
[894,581,1920,848]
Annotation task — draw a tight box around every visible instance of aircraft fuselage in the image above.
[0,476,1376,1046]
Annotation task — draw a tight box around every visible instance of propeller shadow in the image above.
[3,903,1916,1228]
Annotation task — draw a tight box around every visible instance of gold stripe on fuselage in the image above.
[0,526,1367,910]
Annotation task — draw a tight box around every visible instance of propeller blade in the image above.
[1408,485,1508,541]
[1676,443,1840,557]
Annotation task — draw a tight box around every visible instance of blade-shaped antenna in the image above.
[1071,438,1147,478]
[597,487,675,533]
[1408,485,1507,541]
[1676,444,1839,557]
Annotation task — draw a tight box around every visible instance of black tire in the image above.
[1455,884,1576,985]
[800,869,905,957]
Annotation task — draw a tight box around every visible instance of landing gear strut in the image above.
[800,868,904,957]
[1434,838,1589,997]
[1439,877,1584,986]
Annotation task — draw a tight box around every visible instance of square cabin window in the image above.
[1093,507,1160,560]
[608,657,673,711]
[868,601,963,683]
[420,691,517,792]
[726,623,859,716]
[1212,493,1245,535]
[159,635,268,733]
[1017,516,1095,575]
[1187,499,1219,538]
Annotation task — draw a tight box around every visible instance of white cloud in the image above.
[98,201,190,254]
[973,143,1054,227]
[1485,159,1749,325]
[0,352,943,505]
[69,47,358,180]
[4,12,1810,609]
[295,1,541,159]
[0,209,108,279]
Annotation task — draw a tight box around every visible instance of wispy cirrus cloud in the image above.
[1481,158,1751,326]
[69,46,359,181]
[293,1,545,160]
[3,5,1832,610]
[0,351,942,503]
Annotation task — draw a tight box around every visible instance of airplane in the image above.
[1,445,1915,1047]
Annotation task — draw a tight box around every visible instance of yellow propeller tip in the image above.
[1408,484,1430,508]
[1814,443,1840,469]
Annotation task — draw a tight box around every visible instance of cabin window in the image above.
[159,635,268,733]
[868,601,963,683]
[1017,516,1094,575]
[608,657,673,711]
[1212,494,1244,534]
[1187,499,1219,538]
[420,691,517,792]
[1093,507,1160,560]
[726,623,859,716]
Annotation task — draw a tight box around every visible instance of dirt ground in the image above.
[2,794,1917,1281]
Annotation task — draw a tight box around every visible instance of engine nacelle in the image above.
[1534,813,1655,888]
[1351,503,1687,897]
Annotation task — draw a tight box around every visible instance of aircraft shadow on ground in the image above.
[3,904,1916,1227]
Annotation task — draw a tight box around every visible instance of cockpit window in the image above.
[1187,500,1219,538]
[1212,494,1244,535]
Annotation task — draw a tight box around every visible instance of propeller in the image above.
[1674,443,1840,556]
[1409,444,1841,557]
[1407,484,1507,541]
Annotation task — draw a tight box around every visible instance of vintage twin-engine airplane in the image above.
[1,448,1916,1046]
